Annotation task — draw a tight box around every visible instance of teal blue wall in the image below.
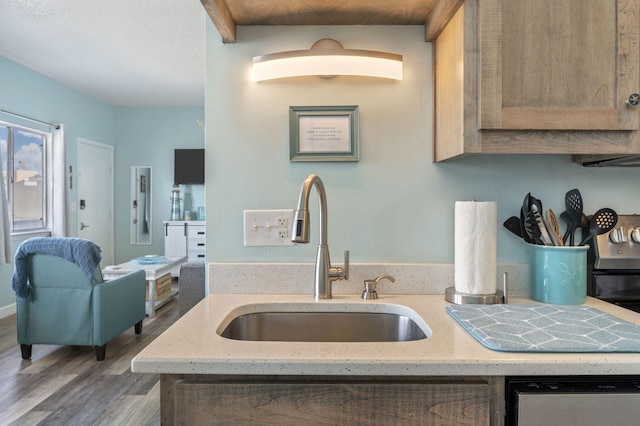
[205,24,640,267]
[113,108,204,262]
[0,56,204,313]
[0,56,116,232]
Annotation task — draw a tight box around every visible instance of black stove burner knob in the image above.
[631,227,640,244]
[610,227,628,244]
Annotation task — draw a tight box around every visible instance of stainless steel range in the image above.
[588,214,640,313]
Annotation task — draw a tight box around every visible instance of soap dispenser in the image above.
[361,275,395,300]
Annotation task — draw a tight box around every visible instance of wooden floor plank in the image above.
[0,374,77,424]
[7,410,50,426]
[17,349,68,375]
[100,328,160,376]
[121,370,161,396]
[0,298,178,426]
[93,380,161,425]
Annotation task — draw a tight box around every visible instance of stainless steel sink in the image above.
[219,311,428,342]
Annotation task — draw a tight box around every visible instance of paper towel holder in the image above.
[445,272,508,305]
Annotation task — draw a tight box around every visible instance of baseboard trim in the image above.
[0,303,16,319]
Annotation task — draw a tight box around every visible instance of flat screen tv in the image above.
[174,149,205,184]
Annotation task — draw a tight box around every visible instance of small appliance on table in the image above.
[103,255,187,317]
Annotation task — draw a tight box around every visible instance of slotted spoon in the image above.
[579,208,618,246]
[564,188,583,245]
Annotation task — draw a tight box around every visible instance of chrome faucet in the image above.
[292,174,349,300]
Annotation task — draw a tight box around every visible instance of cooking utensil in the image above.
[579,208,618,246]
[576,213,590,244]
[560,211,572,242]
[564,188,583,245]
[528,194,555,245]
[520,193,534,244]
[524,210,544,245]
[545,209,564,246]
[530,204,553,245]
[503,216,523,238]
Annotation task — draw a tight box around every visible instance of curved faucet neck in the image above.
[297,174,328,245]
[293,174,348,300]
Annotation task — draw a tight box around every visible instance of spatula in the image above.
[503,216,523,238]
[546,209,564,246]
[579,208,618,246]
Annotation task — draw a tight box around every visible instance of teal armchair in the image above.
[16,254,146,361]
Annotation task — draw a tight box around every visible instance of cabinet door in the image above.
[479,0,640,130]
[164,223,187,258]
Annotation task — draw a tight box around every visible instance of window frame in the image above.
[0,120,52,235]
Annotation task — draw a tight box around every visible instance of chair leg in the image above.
[21,344,32,359]
[95,345,106,361]
[135,320,143,334]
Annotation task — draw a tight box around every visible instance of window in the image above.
[0,122,50,233]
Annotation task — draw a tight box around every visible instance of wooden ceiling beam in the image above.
[424,0,464,41]
[201,0,237,43]
[200,0,445,43]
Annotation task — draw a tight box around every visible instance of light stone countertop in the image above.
[131,293,640,376]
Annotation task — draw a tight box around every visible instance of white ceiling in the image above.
[0,0,206,107]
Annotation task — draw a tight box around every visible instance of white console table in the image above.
[103,256,187,317]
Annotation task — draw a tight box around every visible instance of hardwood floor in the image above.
[0,298,179,425]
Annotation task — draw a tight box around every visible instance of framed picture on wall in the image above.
[289,105,359,162]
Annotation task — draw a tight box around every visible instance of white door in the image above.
[77,138,114,266]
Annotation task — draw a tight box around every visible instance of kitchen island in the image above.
[132,293,640,425]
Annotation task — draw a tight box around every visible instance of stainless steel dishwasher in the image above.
[506,376,640,425]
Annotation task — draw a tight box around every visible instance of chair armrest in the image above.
[92,270,146,344]
[100,269,145,287]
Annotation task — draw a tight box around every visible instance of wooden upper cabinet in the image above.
[480,0,639,131]
[432,0,640,162]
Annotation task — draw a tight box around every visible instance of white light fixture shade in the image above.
[252,39,403,82]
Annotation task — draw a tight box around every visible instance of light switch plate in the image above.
[244,209,295,246]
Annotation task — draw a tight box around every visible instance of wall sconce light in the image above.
[252,39,403,82]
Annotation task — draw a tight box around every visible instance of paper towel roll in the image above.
[454,201,497,295]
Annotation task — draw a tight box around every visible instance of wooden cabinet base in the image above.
[160,375,505,425]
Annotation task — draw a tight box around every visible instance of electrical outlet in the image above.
[277,229,288,240]
[244,209,294,246]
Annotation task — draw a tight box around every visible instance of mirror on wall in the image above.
[131,166,152,245]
